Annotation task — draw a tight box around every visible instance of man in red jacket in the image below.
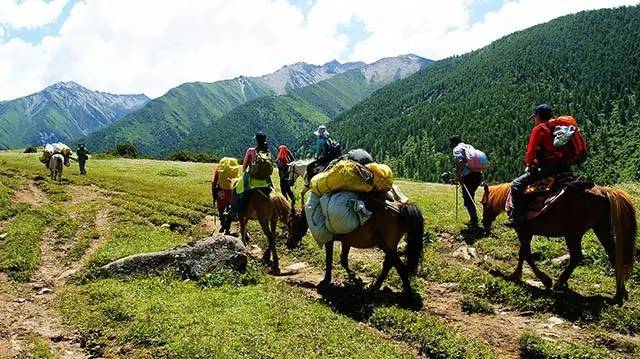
[505,104,569,228]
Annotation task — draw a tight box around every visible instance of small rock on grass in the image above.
[37,287,52,295]
[0,233,7,240]
[282,262,308,275]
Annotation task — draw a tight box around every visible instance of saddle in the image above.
[507,173,596,220]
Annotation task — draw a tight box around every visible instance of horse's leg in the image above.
[319,241,334,286]
[340,244,356,279]
[509,231,529,281]
[369,250,394,292]
[554,234,584,291]
[593,220,627,301]
[269,214,280,273]
[240,217,250,244]
[390,250,413,295]
[520,233,553,289]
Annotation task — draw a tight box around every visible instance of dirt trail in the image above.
[0,184,112,358]
[234,227,595,359]
[10,183,48,207]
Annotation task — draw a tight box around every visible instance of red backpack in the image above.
[548,116,588,165]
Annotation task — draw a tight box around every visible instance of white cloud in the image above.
[0,0,638,101]
[0,0,70,28]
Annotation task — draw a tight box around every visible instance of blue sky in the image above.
[1,0,638,100]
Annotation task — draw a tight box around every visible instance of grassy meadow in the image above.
[0,150,639,358]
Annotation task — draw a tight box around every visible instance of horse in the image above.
[481,183,637,303]
[286,198,424,296]
[49,154,64,183]
[287,159,313,202]
[239,188,293,274]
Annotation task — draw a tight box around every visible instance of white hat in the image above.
[314,125,329,136]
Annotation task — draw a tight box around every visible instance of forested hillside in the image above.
[331,6,640,184]
[175,55,430,157]
[180,96,329,156]
[84,78,275,155]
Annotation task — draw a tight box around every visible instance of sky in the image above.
[0,0,639,101]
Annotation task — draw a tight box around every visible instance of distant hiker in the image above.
[450,136,486,228]
[505,104,568,228]
[223,132,273,226]
[305,125,341,186]
[76,143,90,175]
[276,144,296,205]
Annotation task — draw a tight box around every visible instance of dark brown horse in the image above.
[286,200,424,295]
[239,189,293,274]
[481,183,637,302]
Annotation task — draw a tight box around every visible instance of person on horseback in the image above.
[450,136,483,228]
[305,125,340,186]
[505,103,568,228]
[222,132,273,230]
[276,144,296,205]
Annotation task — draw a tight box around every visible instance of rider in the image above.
[505,104,568,228]
[305,125,337,185]
[450,136,483,228]
[276,144,296,205]
[223,132,271,227]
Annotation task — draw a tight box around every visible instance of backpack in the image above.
[548,116,587,165]
[250,152,274,180]
[322,138,342,161]
[217,157,241,190]
[462,145,489,172]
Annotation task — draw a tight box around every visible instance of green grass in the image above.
[59,277,411,358]
[28,334,57,359]
[519,332,613,359]
[0,208,51,281]
[370,306,496,358]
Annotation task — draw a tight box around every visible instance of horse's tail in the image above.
[601,187,637,285]
[399,203,424,276]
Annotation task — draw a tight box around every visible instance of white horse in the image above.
[287,159,314,203]
[49,153,64,183]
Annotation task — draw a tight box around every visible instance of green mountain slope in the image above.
[331,6,640,184]
[175,55,432,158]
[0,82,148,149]
[85,78,275,155]
[179,95,330,156]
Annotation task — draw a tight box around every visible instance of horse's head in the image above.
[480,183,510,233]
[285,209,308,250]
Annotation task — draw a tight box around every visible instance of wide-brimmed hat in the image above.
[314,125,329,136]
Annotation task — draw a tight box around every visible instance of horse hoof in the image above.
[507,272,522,282]
[541,277,553,290]
[317,279,331,288]
[269,267,281,275]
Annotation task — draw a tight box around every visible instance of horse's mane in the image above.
[270,191,292,220]
[487,183,510,214]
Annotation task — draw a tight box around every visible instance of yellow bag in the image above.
[217,157,241,190]
[366,163,394,192]
[311,160,374,196]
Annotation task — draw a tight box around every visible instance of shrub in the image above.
[112,143,139,158]
[519,332,612,358]
[460,295,495,314]
[23,146,38,153]
[167,150,219,163]
[601,305,640,335]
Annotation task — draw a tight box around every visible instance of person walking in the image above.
[276,144,296,205]
[76,143,90,175]
[450,136,484,228]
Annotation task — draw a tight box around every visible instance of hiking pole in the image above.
[461,183,480,211]
[455,183,459,222]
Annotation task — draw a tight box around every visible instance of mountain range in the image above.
[84,54,430,156]
[0,82,148,149]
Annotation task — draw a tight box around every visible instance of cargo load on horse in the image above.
[548,115,587,165]
[39,142,72,167]
[310,160,394,196]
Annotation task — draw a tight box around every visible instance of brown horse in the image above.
[239,189,293,274]
[286,200,424,296]
[481,183,637,302]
